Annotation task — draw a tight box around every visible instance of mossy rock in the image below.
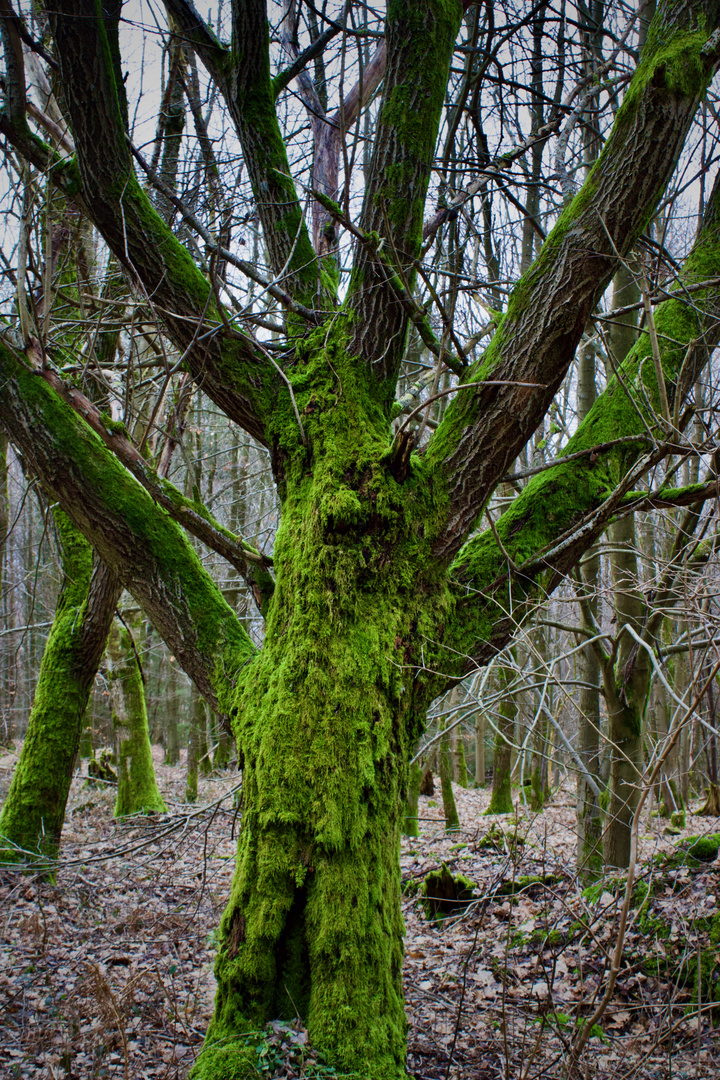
[421,863,476,920]
[495,873,559,898]
[661,832,720,869]
[476,822,524,853]
[685,833,720,862]
[476,823,505,851]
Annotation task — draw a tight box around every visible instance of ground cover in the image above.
[1,748,718,1079]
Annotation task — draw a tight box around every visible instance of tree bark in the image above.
[487,664,515,815]
[107,617,166,817]
[0,512,120,863]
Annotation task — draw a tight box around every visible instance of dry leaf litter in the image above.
[1,746,718,1079]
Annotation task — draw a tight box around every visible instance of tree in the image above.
[2,1,720,1077]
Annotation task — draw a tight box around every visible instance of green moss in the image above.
[100,412,129,437]
[684,833,720,862]
[545,929,563,946]
[0,513,102,866]
[495,874,559,898]
[0,341,256,719]
[421,863,476,920]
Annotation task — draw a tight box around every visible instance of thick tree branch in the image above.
[161,0,231,86]
[9,0,270,445]
[426,0,720,564]
[0,335,256,722]
[346,0,463,389]
[433,169,720,680]
[35,365,275,615]
[166,0,324,307]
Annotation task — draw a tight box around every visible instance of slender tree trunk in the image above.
[487,664,515,815]
[186,682,211,801]
[452,722,468,787]
[213,720,234,769]
[108,616,166,817]
[604,513,646,869]
[0,432,12,747]
[197,697,211,777]
[0,512,120,861]
[529,624,550,811]
[164,661,181,766]
[475,710,486,788]
[403,759,421,837]
[576,338,603,880]
[439,721,460,830]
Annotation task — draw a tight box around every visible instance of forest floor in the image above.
[0,746,719,1080]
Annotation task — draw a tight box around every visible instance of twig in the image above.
[395,379,547,437]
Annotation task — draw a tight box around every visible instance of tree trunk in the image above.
[186,683,210,802]
[475,710,486,788]
[164,662,181,766]
[439,723,460,830]
[576,337,603,881]
[604,514,646,869]
[0,512,120,861]
[198,698,211,777]
[213,721,234,769]
[453,726,468,788]
[0,432,11,747]
[108,617,166,817]
[403,760,421,838]
[487,664,515,815]
[198,539,437,1080]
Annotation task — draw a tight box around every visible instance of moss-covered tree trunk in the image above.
[487,664,516,815]
[107,617,166,818]
[0,512,120,861]
[201,487,444,1080]
[403,760,421,838]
